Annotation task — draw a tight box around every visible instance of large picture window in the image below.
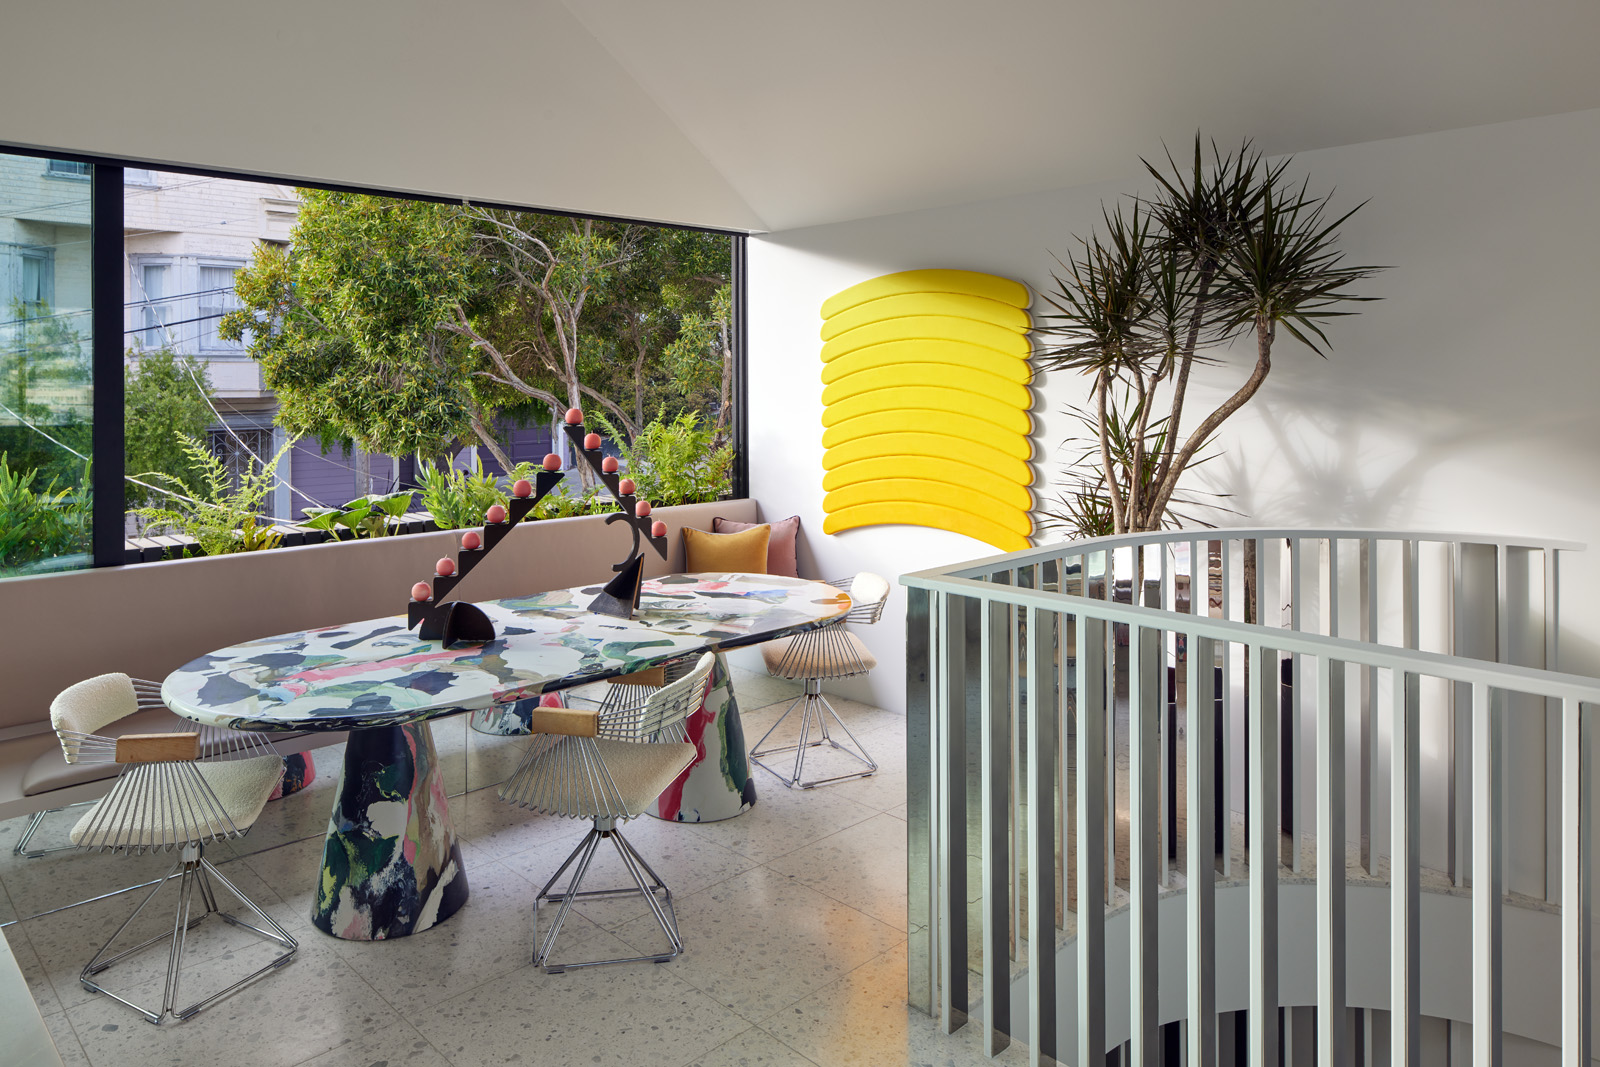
[0,150,94,577]
[0,145,745,572]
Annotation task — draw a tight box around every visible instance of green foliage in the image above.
[302,490,415,539]
[133,435,290,556]
[533,483,615,520]
[124,350,215,508]
[413,455,507,531]
[0,300,91,424]
[0,453,89,575]
[1036,136,1381,534]
[1041,394,1229,540]
[592,410,732,507]
[222,192,482,458]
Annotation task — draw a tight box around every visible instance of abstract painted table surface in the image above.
[162,574,851,940]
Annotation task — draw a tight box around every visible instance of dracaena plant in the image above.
[1036,137,1383,535]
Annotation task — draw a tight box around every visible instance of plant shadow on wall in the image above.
[1034,136,1384,539]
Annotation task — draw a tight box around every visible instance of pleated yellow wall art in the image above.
[819,269,1034,552]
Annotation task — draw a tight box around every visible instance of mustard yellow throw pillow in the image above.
[683,524,771,574]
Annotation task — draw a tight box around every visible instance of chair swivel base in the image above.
[80,842,298,1025]
[532,821,682,974]
[749,683,878,790]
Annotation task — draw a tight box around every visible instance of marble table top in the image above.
[162,573,850,731]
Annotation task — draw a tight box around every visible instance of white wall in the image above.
[748,107,1600,714]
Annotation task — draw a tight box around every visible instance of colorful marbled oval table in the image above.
[162,574,850,940]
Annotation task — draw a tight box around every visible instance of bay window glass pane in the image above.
[0,151,92,577]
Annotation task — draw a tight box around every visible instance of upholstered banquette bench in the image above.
[0,500,757,826]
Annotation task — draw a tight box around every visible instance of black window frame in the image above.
[0,141,750,568]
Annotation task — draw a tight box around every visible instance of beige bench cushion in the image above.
[22,709,307,797]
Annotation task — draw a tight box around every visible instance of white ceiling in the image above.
[5,0,1599,233]
[562,0,1600,231]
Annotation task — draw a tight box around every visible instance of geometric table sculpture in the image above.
[819,268,1035,552]
[558,410,669,619]
[407,468,565,647]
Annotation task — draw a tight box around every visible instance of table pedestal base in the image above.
[651,652,757,823]
[313,722,468,940]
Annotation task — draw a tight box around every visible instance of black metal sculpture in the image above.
[560,416,669,618]
[405,408,671,644]
[407,468,564,646]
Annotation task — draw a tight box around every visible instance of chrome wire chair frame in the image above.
[17,679,281,858]
[499,652,714,973]
[81,841,298,1024]
[751,573,888,790]
[48,673,298,1024]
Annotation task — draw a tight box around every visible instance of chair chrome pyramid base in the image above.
[81,842,298,1025]
[749,681,878,789]
[532,818,682,974]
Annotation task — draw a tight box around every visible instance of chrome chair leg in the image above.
[13,805,92,858]
[532,821,682,974]
[79,843,298,1024]
[749,682,878,789]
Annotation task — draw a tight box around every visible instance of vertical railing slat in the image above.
[1077,616,1107,1067]
[1249,641,1279,1067]
[906,585,934,1014]
[938,592,969,1032]
[1391,667,1420,1066]
[1546,550,1563,904]
[1472,680,1503,1067]
[981,594,1009,1054]
[1289,538,1305,874]
[1187,635,1217,1067]
[1129,625,1160,1063]
[1360,538,1377,875]
[1560,697,1592,1067]
[1027,604,1057,1067]
[1221,540,1234,879]
[1316,655,1347,1067]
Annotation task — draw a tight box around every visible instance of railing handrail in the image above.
[901,569,1600,705]
[915,525,1584,581]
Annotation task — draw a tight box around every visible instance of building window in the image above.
[137,262,173,349]
[44,159,90,179]
[207,425,274,500]
[16,249,53,317]
[197,263,244,353]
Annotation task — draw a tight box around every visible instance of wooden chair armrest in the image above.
[608,666,665,688]
[527,705,599,738]
[115,732,200,764]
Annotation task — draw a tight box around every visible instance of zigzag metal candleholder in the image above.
[561,418,669,619]
[407,468,564,647]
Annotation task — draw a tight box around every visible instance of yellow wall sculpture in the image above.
[819,269,1034,552]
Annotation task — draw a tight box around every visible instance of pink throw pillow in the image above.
[713,515,799,577]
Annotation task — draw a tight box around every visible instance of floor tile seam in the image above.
[285,1002,454,1067]
[758,866,910,935]
[672,1023,827,1067]
[744,934,911,1031]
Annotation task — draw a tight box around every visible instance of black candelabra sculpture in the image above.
[561,412,669,618]
[406,468,565,647]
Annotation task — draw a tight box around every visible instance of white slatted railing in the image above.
[904,528,1594,1067]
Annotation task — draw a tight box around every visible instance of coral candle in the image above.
[564,407,584,424]
[435,558,456,577]
[511,479,532,498]
[486,504,507,524]
[411,582,432,601]
[461,530,482,551]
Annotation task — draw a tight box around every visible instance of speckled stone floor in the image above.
[0,666,1013,1067]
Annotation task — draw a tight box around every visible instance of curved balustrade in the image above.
[902,528,1595,1067]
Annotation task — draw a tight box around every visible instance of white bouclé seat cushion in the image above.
[70,754,285,849]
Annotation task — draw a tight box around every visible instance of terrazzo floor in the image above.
[0,667,1017,1067]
